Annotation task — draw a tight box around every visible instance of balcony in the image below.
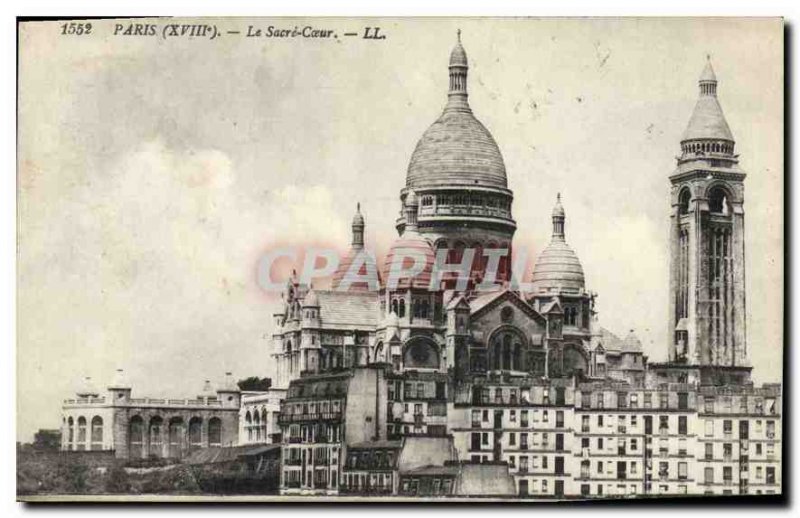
[278,411,343,424]
[417,203,512,221]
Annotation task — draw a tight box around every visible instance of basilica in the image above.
[267,34,781,498]
[60,33,782,499]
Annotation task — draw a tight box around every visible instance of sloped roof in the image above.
[350,440,403,450]
[183,444,280,465]
[540,297,563,315]
[446,293,470,311]
[597,327,624,353]
[469,289,546,325]
[315,290,379,329]
[468,290,503,314]
[621,330,643,354]
[403,464,460,476]
[398,436,458,473]
[682,94,734,141]
[454,463,516,496]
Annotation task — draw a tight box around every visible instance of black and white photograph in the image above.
[14,15,785,504]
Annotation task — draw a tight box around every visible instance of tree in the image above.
[236,376,272,391]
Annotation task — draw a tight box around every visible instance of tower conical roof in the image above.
[682,57,734,141]
[622,330,643,354]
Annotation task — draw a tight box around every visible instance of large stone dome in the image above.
[406,112,507,189]
[405,33,507,190]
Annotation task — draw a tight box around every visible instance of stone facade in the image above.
[61,371,240,460]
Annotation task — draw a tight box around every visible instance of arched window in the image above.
[708,186,731,215]
[67,417,74,448]
[391,299,398,315]
[564,307,576,326]
[557,344,589,377]
[77,417,87,450]
[398,299,406,318]
[90,416,103,450]
[403,338,440,369]
[149,416,164,458]
[489,327,526,372]
[678,188,691,215]
[253,411,261,441]
[208,417,222,446]
[261,409,268,441]
[188,417,202,448]
[129,416,144,459]
[245,411,253,442]
[168,417,184,458]
[421,300,430,319]
[498,243,510,279]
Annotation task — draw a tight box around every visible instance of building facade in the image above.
[60,370,241,460]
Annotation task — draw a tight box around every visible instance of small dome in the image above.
[531,194,584,293]
[77,376,100,397]
[622,330,643,354]
[303,289,319,307]
[531,241,585,292]
[382,233,436,290]
[450,40,467,67]
[331,249,380,291]
[199,380,216,398]
[109,369,130,389]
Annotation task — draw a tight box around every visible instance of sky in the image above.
[17,17,783,441]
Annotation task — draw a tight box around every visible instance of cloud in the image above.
[17,140,349,439]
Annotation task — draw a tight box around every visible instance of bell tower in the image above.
[668,57,749,378]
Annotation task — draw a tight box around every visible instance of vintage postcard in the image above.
[17,17,784,502]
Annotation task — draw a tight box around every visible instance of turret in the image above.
[216,372,241,408]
